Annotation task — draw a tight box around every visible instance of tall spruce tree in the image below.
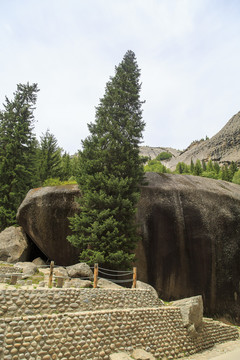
[38,129,62,184]
[0,83,39,230]
[68,50,145,269]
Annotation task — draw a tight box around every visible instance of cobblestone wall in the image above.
[0,288,160,317]
[0,266,21,275]
[0,307,238,360]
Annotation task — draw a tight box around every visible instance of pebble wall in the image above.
[0,307,238,360]
[0,288,160,317]
[0,267,21,275]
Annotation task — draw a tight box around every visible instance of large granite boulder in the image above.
[136,172,240,321]
[16,173,240,321]
[16,185,80,266]
[0,226,30,263]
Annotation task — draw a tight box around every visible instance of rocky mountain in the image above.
[16,173,240,321]
[142,111,240,170]
[139,146,180,160]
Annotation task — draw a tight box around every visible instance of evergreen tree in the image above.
[202,160,207,172]
[194,159,203,176]
[229,161,238,180]
[213,161,220,174]
[190,158,195,173]
[221,164,231,181]
[61,152,72,181]
[38,129,62,184]
[0,83,39,230]
[68,50,145,269]
[207,160,214,172]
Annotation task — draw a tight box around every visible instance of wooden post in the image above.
[48,261,54,288]
[132,267,137,289]
[93,263,98,288]
[57,277,64,288]
[10,275,18,285]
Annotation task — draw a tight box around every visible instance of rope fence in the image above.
[91,263,137,289]
[0,261,137,289]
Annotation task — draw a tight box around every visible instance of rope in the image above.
[98,277,132,284]
[98,266,133,273]
[98,269,133,277]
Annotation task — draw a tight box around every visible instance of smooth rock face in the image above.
[172,295,203,330]
[0,226,30,263]
[136,172,240,321]
[16,185,80,266]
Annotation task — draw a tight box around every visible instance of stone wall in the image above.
[0,288,160,317]
[0,307,238,360]
[0,266,21,275]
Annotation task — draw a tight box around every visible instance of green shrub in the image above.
[43,177,77,186]
[232,169,240,185]
[156,152,172,161]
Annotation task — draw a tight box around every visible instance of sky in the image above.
[1,0,240,155]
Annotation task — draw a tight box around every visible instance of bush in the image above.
[144,159,169,173]
[43,177,77,186]
[156,152,172,161]
[232,170,240,185]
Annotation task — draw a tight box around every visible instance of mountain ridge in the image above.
[141,111,240,170]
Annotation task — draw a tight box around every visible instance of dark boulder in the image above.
[16,185,80,266]
[136,172,240,321]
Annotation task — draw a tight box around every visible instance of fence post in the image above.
[57,277,64,288]
[93,263,98,288]
[132,267,137,289]
[10,275,18,285]
[48,261,54,288]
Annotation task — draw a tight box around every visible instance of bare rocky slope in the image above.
[142,111,240,170]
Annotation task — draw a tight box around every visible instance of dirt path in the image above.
[178,337,240,359]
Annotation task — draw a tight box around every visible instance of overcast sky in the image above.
[1,0,240,154]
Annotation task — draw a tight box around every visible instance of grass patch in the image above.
[26,271,44,284]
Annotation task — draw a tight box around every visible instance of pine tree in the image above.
[38,129,62,184]
[190,159,195,173]
[194,159,203,176]
[61,152,72,181]
[68,50,145,269]
[0,83,39,230]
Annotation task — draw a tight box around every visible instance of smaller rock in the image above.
[14,262,38,277]
[97,278,123,289]
[135,281,161,301]
[32,257,46,266]
[66,263,93,279]
[0,226,30,263]
[67,279,92,288]
[110,352,133,360]
[132,349,156,360]
[54,267,68,278]
[172,295,203,331]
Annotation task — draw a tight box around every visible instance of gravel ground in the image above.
[178,337,240,359]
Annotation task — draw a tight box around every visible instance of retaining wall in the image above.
[0,307,238,360]
[0,288,160,317]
